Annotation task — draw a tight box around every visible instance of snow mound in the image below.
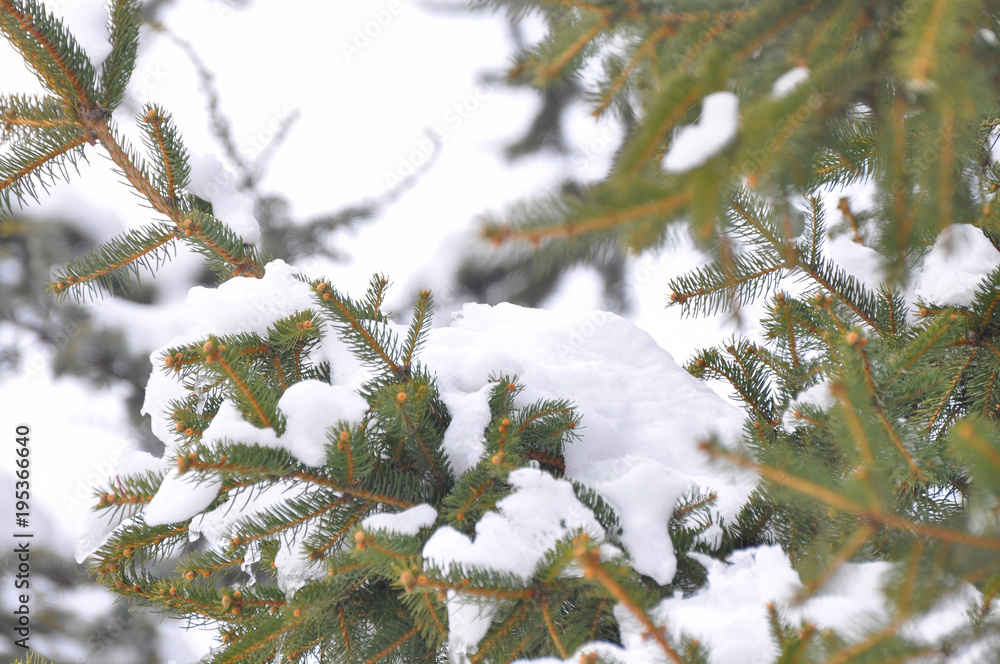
[423,303,755,585]
[539,545,987,664]
[911,224,1000,308]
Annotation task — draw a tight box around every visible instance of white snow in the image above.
[650,546,799,664]
[180,259,313,338]
[824,231,887,293]
[200,399,279,448]
[142,259,332,451]
[590,462,688,584]
[143,469,222,527]
[274,519,329,597]
[424,468,603,580]
[437,383,494,476]
[911,224,1000,308]
[277,380,370,467]
[362,503,437,536]
[423,303,756,585]
[194,384,370,469]
[186,153,261,244]
[662,92,740,173]
[423,468,605,661]
[627,546,980,664]
[771,67,810,98]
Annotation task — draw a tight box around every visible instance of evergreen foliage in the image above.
[5,1,1000,664]
[479,0,1000,660]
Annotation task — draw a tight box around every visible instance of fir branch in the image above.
[800,257,883,333]
[49,223,176,298]
[702,441,1000,553]
[202,338,277,430]
[593,24,671,117]
[313,278,403,375]
[307,501,369,560]
[540,14,608,82]
[0,93,73,133]
[485,189,694,247]
[926,347,979,434]
[617,77,703,176]
[100,0,141,110]
[290,470,415,510]
[401,289,432,371]
[902,0,954,87]
[0,0,97,106]
[362,624,420,664]
[574,535,683,664]
[174,209,265,278]
[0,127,89,208]
[541,598,569,658]
[85,121,264,282]
[139,105,189,204]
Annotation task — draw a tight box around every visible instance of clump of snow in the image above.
[189,482,291,548]
[201,400,279,448]
[649,546,799,663]
[424,468,605,661]
[142,260,334,450]
[423,303,755,585]
[611,545,982,664]
[911,224,1000,308]
[590,462,688,583]
[143,469,222,527]
[437,383,494,476]
[277,380,369,467]
[797,561,894,639]
[424,468,603,579]
[662,92,740,173]
[274,519,328,597]
[182,259,313,338]
[193,383,369,469]
[771,67,810,97]
[362,504,437,536]
[824,232,887,293]
[186,153,261,244]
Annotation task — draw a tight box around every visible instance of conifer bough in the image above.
[1,0,265,299]
[4,1,1000,664]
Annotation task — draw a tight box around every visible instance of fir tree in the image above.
[5,2,1000,664]
[478,0,1000,660]
[2,2,717,663]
